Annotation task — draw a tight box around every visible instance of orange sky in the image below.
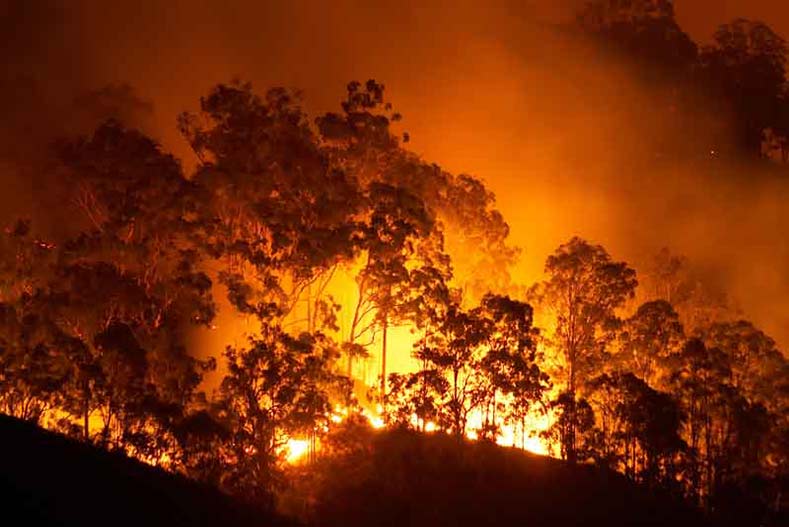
[3,0,787,352]
[69,1,789,354]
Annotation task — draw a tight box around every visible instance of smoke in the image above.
[1,0,786,350]
[0,1,155,235]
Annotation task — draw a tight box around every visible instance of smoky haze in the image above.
[1,0,787,350]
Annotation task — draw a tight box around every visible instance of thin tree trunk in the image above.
[567,353,577,464]
[521,416,526,449]
[380,318,388,408]
[83,405,90,442]
[306,282,312,333]
[83,381,90,442]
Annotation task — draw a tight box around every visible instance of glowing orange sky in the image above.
[79,1,789,353]
[3,1,788,351]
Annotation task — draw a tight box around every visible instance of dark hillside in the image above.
[0,415,286,527]
[0,416,768,527]
[289,427,710,527]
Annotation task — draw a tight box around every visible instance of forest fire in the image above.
[283,407,554,463]
[284,438,311,463]
[1,1,788,526]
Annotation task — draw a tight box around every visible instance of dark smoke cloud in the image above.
[1,0,787,350]
[0,1,155,231]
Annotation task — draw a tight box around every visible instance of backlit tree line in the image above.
[0,77,785,518]
[0,79,514,504]
[1,2,789,519]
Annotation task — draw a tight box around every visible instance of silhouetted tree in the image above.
[703,320,786,408]
[385,369,449,431]
[49,123,217,458]
[416,302,489,437]
[0,221,62,422]
[587,372,685,485]
[666,338,736,505]
[643,248,732,335]
[579,0,697,79]
[403,293,547,442]
[699,19,789,156]
[317,80,517,303]
[216,328,341,503]
[615,299,684,386]
[0,74,786,523]
[543,391,596,462]
[537,237,637,461]
[345,182,449,403]
[475,294,549,440]
[179,82,363,323]
[0,300,65,422]
[701,321,789,504]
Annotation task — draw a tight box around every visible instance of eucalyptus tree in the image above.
[538,237,637,461]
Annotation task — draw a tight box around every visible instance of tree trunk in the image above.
[380,318,388,408]
[521,416,526,450]
[83,380,91,442]
[566,343,577,464]
[306,282,312,333]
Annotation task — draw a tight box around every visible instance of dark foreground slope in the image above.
[0,416,717,527]
[0,415,285,527]
[289,427,710,527]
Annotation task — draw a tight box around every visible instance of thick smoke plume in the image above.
[1,0,786,349]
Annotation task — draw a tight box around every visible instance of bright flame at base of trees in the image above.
[284,439,311,463]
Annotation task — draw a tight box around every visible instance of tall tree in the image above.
[343,182,449,403]
[703,320,786,409]
[538,237,637,461]
[615,299,684,387]
[410,293,547,441]
[216,328,340,504]
[587,372,686,486]
[666,338,733,505]
[416,301,489,437]
[50,121,217,455]
[0,220,61,422]
[579,0,697,79]
[475,294,548,440]
[317,80,517,304]
[643,248,732,333]
[179,82,363,323]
